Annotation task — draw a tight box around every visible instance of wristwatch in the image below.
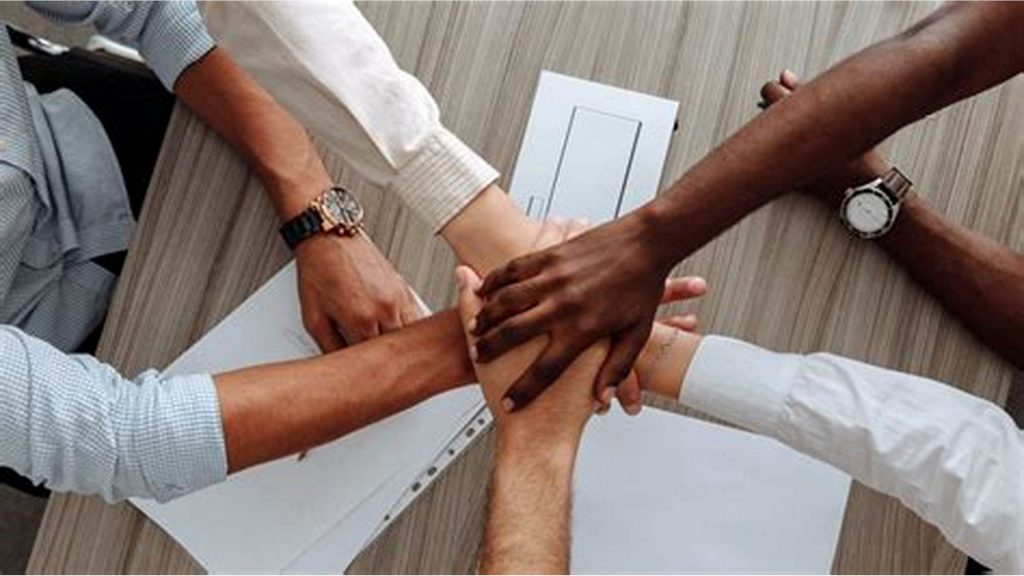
[839,167,912,239]
[280,186,365,249]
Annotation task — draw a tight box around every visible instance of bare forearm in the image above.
[881,194,1024,367]
[482,428,578,575]
[174,48,330,220]
[440,185,542,275]
[215,310,473,472]
[640,2,1024,263]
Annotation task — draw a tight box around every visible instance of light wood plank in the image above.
[29,2,1022,573]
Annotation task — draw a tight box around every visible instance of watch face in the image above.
[321,189,363,228]
[844,189,892,234]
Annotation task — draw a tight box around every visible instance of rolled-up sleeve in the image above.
[26,0,215,90]
[0,326,227,502]
[680,336,1024,573]
[205,1,499,233]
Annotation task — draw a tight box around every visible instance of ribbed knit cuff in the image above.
[391,128,499,234]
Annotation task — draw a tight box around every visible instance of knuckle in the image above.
[575,314,600,335]
[476,306,494,326]
[355,318,377,336]
[560,297,583,317]
[541,250,560,267]
[474,337,494,358]
[496,289,518,309]
[504,259,522,278]
[617,385,640,405]
[610,364,631,383]
[563,282,585,304]
[496,323,520,345]
[550,265,572,288]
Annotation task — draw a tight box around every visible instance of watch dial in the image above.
[845,191,890,234]
[322,189,363,227]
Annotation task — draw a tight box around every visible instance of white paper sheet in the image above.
[573,407,851,574]
[133,263,484,574]
[508,71,678,224]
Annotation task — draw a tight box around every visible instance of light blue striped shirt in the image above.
[0,2,226,501]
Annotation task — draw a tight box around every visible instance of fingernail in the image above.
[626,403,642,416]
[501,398,515,412]
[689,277,707,291]
[467,318,477,333]
[592,400,602,413]
[600,388,613,404]
[469,345,478,361]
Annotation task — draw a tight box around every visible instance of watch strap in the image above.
[280,209,323,250]
[880,167,912,202]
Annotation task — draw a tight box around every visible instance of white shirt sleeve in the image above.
[0,326,227,503]
[680,335,1024,573]
[203,1,499,233]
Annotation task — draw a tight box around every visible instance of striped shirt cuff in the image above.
[391,128,499,234]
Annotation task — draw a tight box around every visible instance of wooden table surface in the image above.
[28,2,1024,573]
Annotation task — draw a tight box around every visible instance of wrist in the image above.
[440,185,543,274]
[635,325,701,400]
[880,189,925,246]
[808,156,892,209]
[496,420,582,468]
[627,200,680,273]
[293,228,361,260]
[267,161,333,222]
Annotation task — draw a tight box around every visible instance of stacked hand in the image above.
[295,232,420,351]
[469,204,686,413]
[460,219,705,427]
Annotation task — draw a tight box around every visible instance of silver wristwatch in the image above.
[839,167,912,239]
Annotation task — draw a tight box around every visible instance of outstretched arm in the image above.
[882,194,1024,366]
[453,259,596,574]
[471,1,1024,409]
[760,70,1024,368]
[0,312,473,502]
[215,311,471,472]
[631,322,1024,573]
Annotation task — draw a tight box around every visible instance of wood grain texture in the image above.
[28,1,1023,574]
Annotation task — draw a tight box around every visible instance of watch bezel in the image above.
[313,187,364,236]
[840,182,899,240]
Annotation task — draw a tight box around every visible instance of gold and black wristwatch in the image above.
[279,187,365,249]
